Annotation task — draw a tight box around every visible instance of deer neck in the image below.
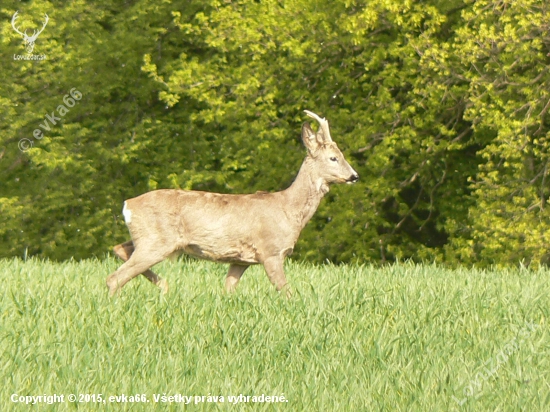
[284,156,328,230]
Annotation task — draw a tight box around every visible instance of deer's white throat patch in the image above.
[122,201,132,224]
[316,178,330,195]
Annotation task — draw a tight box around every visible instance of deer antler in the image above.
[28,13,49,42]
[304,110,333,142]
[11,11,26,37]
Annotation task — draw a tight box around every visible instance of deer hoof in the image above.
[107,284,119,297]
[106,277,120,297]
[157,279,169,294]
[284,287,293,299]
[278,284,292,299]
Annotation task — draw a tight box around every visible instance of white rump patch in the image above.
[122,201,132,224]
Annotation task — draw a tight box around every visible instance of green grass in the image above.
[1,258,549,411]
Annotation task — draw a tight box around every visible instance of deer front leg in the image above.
[225,264,249,293]
[113,241,168,294]
[263,256,291,297]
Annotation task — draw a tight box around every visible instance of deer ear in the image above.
[302,122,319,152]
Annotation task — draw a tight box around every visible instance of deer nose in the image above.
[347,173,359,183]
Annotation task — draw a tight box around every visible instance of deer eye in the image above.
[330,157,338,162]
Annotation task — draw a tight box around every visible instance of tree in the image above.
[445,0,550,266]
[2,0,549,268]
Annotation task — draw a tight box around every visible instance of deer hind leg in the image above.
[112,241,169,294]
[107,241,168,296]
[225,264,249,293]
[263,256,291,298]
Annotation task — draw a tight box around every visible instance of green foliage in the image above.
[447,0,550,266]
[2,258,548,410]
[1,0,550,266]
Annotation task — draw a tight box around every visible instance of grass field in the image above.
[1,257,549,411]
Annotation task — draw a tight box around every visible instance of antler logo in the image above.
[11,11,49,54]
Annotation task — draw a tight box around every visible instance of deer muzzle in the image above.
[346,173,359,184]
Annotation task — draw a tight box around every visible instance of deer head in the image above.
[11,11,49,54]
[301,110,359,192]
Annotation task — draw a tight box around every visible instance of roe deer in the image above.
[106,110,359,296]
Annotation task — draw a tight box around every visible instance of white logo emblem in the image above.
[11,11,49,54]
